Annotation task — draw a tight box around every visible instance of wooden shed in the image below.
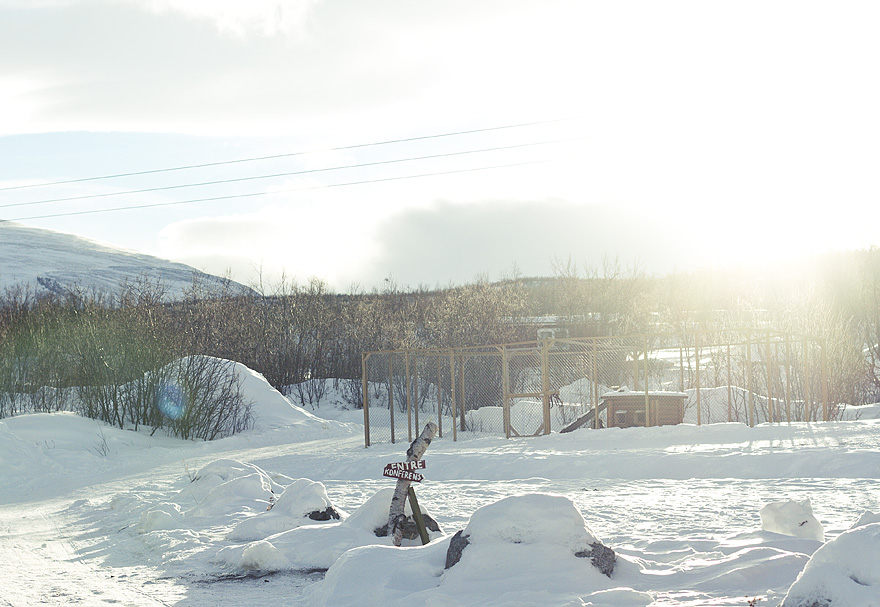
[602,390,687,428]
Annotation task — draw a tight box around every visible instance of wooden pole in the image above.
[363,353,371,448]
[413,355,420,435]
[784,336,792,423]
[449,350,457,442]
[437,358,443,438]
[503,345,511,439]
[726,343,732,423]
[821,339,830,421]
[644,336,650,427]
[405,350,412,442]
[592,339,599,429]
[407,486,430,545]
[747,333,755,427]
[389,355,396,444]
[679,343,684,393]
[542,340,551,435]
[459,356,466,432]
[766,331,774,424]
[803,337,812,422]
[695,332,702,426]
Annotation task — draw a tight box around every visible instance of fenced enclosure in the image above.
[361,330,830,447]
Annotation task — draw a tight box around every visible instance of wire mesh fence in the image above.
[362,330,829,446]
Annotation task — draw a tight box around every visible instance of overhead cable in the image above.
[1,155,580,223]
[1,137,582,210]
[0,117,579,192]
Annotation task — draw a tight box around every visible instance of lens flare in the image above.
[156,382,186,420]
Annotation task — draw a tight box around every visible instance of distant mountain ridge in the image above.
[0,222,252,300]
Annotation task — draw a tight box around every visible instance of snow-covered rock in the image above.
[780,521,880,607]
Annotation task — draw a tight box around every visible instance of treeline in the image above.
[0,274,530,428]
[2,248,879,434]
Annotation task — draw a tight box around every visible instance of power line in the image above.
[1,137,582,210]
[1,155,579,223]
[0,117,578,192]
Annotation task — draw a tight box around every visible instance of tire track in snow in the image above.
[0,501,182,607]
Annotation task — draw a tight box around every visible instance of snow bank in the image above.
[781,518,880,607]
[215,487,442,572]
[302,493,650,607]
[184,458,290,518]
[460,493,602,552]
[228,478,343,541]
[760,498,825,542]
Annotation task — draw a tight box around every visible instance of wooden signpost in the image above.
[383,460,426,483]
[386,422,438,547]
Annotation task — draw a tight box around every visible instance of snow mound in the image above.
[228,478,343,541]
[781,521,880,607]
[219,361,317,431]
[137,502,184,532]
[462,493,602,550]
[186,459,288,518]
[214,487,442,572]
[851,510,880,528]
[760,498,825,542]
[302,493,649,607]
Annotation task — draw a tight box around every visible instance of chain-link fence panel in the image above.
[503,344,545,437]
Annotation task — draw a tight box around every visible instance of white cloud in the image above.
[137,0,320,37]
[157,199,385,290]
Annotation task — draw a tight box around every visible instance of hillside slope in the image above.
[0,222,251,299]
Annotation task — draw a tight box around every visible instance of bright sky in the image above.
[1,0,879,291]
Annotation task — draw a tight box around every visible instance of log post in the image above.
[388,422,438,547]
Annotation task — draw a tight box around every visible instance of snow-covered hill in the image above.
[0,222,252,299]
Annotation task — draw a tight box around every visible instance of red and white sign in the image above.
[383,460,426,482]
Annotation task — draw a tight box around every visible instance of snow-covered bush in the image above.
[77,356,253,440]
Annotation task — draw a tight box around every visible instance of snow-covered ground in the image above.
[1,363,879,606]
[0,222,252,299]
